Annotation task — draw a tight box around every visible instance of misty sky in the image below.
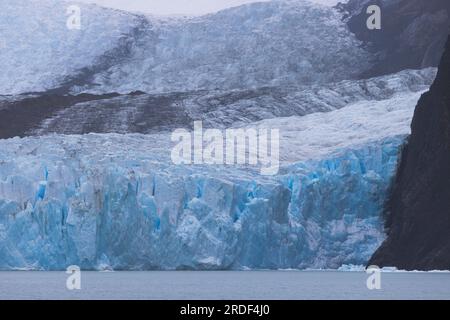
[69,0,340,15]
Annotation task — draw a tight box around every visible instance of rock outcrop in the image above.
[339,0,450,78]
[369,36,450,270]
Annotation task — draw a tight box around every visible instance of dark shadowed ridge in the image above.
[369,36,450,270]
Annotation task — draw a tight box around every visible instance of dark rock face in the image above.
[339,0,450,78]
[369,37,450,270]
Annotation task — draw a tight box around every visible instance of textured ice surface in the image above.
[0,0,371,95]
[0,134,402,270]
[0,0,143,94]
[251,89,425,163]
[0,82,422,269]
[76,0,371,94]
[0,0,429,270]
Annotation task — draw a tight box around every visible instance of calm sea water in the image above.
[0,271,449,300]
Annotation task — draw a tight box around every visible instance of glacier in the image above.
[0,0,436,271]
[0,134,402,270]
[0,0,371,95]
[0,84,424,270]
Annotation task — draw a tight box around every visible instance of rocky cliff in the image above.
[369,36,450,270]
[339,0,450,78]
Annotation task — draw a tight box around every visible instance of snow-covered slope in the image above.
[0,0,370,95]
[183,68,435,129]
[0,82,422,270]
[252,88,425,163]
[0,0,146,94]
[76,0,371,94]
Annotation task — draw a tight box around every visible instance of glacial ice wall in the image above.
[0,134,402,270]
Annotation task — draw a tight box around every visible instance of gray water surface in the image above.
[0,271,449,300]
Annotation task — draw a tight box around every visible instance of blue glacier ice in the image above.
[0,0,430,271]
[0,67,429,270]
[0,134,404,270]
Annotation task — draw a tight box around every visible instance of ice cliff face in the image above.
[0,82,424,270]
[341,0,450,78]
[0,0,370,95]
[0,134,402,270]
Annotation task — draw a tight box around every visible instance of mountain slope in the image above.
[4,0,446,96]
[0,59,434,270]
[0,0,371,95]
[0,0,146,95]
[76,0,371,94]
[340,0,450,78]
[369,36,450,270]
